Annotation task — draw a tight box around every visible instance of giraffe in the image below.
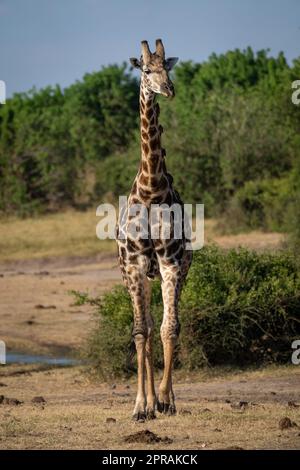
[116,39,192,421]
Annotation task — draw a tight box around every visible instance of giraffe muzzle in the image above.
[161,83,175,98]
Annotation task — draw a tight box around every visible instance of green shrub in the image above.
[94,145,139,202]
[180,247,300,368]
[286,161,300,260]
[222,176,295,232]
[78,247,300,378]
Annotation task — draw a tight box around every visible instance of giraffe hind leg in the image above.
[157,266,181,416]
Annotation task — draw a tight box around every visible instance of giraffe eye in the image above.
[144,69,151,75]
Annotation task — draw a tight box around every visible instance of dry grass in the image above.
[0,209,115,262]
[0,210,284,262]
[0,364,299,450]
[204,219,285,251]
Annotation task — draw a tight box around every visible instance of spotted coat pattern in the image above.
[116,40,192,420]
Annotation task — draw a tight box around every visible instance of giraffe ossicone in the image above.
[116,39,193,421]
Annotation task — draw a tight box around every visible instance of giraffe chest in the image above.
[116,186,189,277]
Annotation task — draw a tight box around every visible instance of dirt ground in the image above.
[0,254,121,355]
[0,364,299,450]
[1,226,297,450]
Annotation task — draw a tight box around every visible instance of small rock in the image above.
[106,417,116,424]
[279,417,298,430]
[111,384,116,390]
[125,429,172,444]
[179,408,192,415]
[270,391,277,396]
[213,428,222,432]
[0,397,23,406]
[239,401,248,407]
[225,399,231,403]
[125,385,130,389]
[225,446,244,450]
[32,396,46,404]
[201,408,212,413]
[288,401,299,408]
[231,401,248,410]
[62,426,72,431]
[0,383,7,388]
[8,398,23,406]
[35,304,56,310]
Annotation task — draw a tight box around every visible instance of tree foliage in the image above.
[0,65,138,213]
[0,49,299,221]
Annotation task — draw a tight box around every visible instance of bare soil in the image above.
[0,254,121,355]
[0,364,299,449]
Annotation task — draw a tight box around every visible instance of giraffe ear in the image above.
[165,57,179,71]
[130,58,141,69]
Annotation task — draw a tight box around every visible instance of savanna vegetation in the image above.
[2,48,300,375]
[71,247,300,378]
[1,49,299,243]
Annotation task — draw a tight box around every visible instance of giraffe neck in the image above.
[136,79,168,197]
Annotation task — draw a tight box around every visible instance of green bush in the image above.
[180,247,300,368]
[94,144,139,202]
[286,161,300,260]
[221,176,296,232]
[78,247,300,378]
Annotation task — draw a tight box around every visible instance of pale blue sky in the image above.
[1,0,299,97]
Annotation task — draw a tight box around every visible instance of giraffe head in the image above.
[130,39,178,98]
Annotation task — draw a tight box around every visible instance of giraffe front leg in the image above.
[145,326,156,419]
[157,337,177,415]
[144,278,156,419]
[157,269,180,415]
[127,269,149,422]
[133,333,147,421]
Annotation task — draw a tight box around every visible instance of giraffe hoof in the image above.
[157,400,164,413]
[146,409,156,420]
[157,401,171,414]
[163,403,170,414]
[132,412,146,422]
[168,404,177,416]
